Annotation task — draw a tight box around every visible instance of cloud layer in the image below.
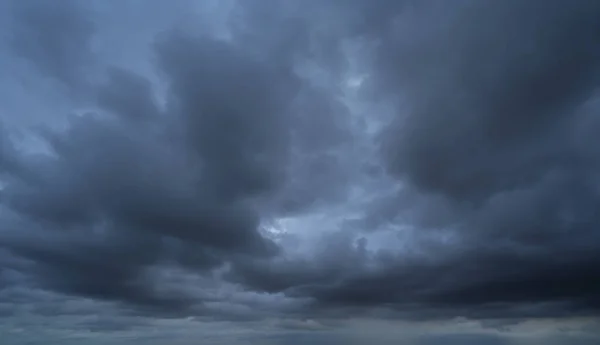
[1,0,600,343]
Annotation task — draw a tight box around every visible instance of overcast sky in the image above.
[1,0,600,344]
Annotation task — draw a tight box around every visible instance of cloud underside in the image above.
[1,0,600,327]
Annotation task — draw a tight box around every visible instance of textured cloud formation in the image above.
[8,0,96,94]
[231,0,600,320]
[2,2,298,312]
[1,0,600,344]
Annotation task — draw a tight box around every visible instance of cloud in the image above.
[1,0,600,343]
[7,0,96,92]
[0,123,19,175]
[226,0,600,320]
[0,0,316,315]
[417,333,510,345]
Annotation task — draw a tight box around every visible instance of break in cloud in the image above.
[1,0,600,344]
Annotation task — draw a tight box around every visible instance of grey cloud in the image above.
[7,0,96,93]
[2,0,600,341]
[96,67,161,121]
[417,333,510,345]
[0,2,317,314]
[155,31,295,203]
[0,123,19,176]
[227,0,600,321]
[379,0,600,201]
[0,0,358,322]
[369,0,600,314]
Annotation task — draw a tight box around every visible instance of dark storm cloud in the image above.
[1,223,180,311]
[417,333,510,345]
[96,67,161,121]
[227,0,358,215]
[0,123,19,176]
[7,0,96,92]
[379,0,600,201]
[0,0,329,314]
[3,0,600,335]
[371,0,600,314]
[229,0,600,320]
[155,31,295,203]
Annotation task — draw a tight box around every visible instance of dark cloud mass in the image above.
[1,0,600,343]
[1,0,304,312]
[230,0,600,319]
[8,0,96,93]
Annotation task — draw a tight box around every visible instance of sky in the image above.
[1,0,600,344]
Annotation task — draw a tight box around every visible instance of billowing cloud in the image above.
[7,0,96,92]
[1,0,307,312]
[1,0,600,344]
[228,0,600,321]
